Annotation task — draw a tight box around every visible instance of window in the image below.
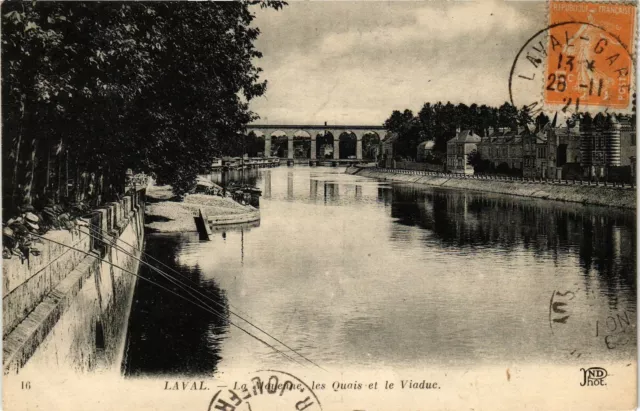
[594,151,604,163]
[537,146,547,158]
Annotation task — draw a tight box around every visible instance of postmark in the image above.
[510,1,636,116]
[207,370,322,411]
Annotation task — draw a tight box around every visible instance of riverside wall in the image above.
[348,167,636,209]
[3,189,145,375]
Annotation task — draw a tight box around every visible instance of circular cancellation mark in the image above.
[207,369,323,411]
[509,21,634,117]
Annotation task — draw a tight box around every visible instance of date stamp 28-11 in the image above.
[510,0,636,116]
[545,1,635,111]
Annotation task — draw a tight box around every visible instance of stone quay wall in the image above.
[347,167,636,209]
[3,189,146,375]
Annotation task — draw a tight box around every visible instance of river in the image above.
[122,166,636,377]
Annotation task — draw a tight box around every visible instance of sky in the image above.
[248,0,547,125]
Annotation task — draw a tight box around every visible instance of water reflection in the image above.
[310,179,318,201]
[324,182,339,204]
[263,171,271,199]
[287,171,294,200]
[127,167,636,373]
[210,169,261,188]
[389,184,636,303]
[122,233,229,377]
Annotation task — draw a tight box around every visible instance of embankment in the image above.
[3,189,146,374]
[349,167,636,209]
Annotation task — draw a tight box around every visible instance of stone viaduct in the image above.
[246,124,387,162]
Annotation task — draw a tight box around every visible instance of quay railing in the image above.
[367,167,635,190]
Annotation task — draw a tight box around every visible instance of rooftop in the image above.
[418,140,435,149]
[447,130,481,144]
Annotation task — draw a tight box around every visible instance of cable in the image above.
[82,223,325,370]
[28,232,306,368]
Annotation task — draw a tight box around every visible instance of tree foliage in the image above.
[2,1,285,213]
[383,101,534,159]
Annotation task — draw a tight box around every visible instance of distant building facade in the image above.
[446,129,481,174]
[409,113,635,181]
[545,117,581,179]
[619,117,637,179]
[477,127,525,173]
[579,113,634,179]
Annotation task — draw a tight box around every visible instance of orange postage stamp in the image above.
[544,1,636,111]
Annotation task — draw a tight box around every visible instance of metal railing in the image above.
[368,167,635,189]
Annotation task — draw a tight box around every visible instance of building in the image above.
[545,116,581,179]
[446,129,481,174]
[608,122,636,182]
[618,116,636,168]
[580,113,624,178]
[522,124,547,178]
[416,140,435,162]
[476,126,525,173]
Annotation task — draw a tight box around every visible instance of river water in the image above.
[122,166,636,377]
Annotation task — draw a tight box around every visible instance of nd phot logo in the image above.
[580,367,608,387]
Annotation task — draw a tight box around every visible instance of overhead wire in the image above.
[79,223,325,370]
[28,231,307,368]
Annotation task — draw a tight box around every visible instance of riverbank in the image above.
[4,189,145,374]
[145,185,260,232]
[348,167,636,209]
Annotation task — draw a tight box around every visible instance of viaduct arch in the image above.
[246,124,385,161]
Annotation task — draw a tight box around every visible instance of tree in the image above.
[535,112,551,130]
[467,149,481,167]
[383,100,531,159]
[477,105,494,136]
[496,162,512,175]
[498,102,518,130]
[383,109,421,159]
[417,103,435,142]
[2,1,287,211]
[517,105,533,127]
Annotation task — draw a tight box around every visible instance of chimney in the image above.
[488,126,494,136]
[572,116,580,132]
[456,126,461,134]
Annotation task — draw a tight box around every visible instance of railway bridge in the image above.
[246,124,387,165]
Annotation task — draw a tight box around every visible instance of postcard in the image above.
[2,1,637,410]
